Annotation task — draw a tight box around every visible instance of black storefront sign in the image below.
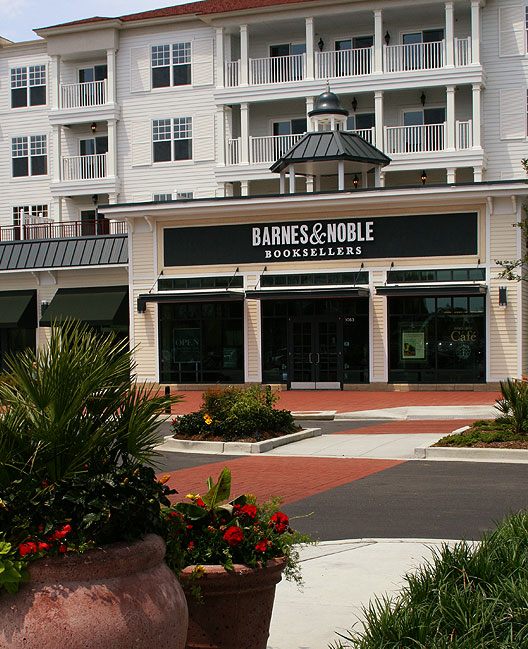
[164,212,478,267]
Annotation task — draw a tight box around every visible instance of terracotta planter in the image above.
[0,534,188,649]
[181,557,286,649]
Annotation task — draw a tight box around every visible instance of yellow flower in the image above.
[203,414,213,425]
[193,565,206,579]
[159,474,171,484]
[186,493,196,500]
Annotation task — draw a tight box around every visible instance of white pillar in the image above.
[471,0,481,65]
[378,170,385,187]
[473,166,483,182]
[305,17,315,80]
[374,10,383,73]
[375,90,384,150]
[338,160,345,190]
[216,106,226,166]
[306,96,314,130]
[240,103,249,164]
[216,28,225,88]
[447,167,456,183]
[106,48,116,104]
[280,170,286,194]
[107,119,117,178]
[108,193,118,204]
[52,125,61,182]
[472,83,481,148]
[240,24,249,86]
[289,165,296,194]
[306,176,314,192]
[446,85,456,150]
[241,180,249,196]
[445,2,454,67]
[51,55,60,110]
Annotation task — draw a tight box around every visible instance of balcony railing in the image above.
[250,133,304,164]
[226,138,240,165]
[455,37,471,67]
[0,219,127,242]
[60,80,107,109]
[62,153,107,181]
[456,120,472,149]
[225,60,240,87]
[316,47,373,79]
[385,40,445,73]
[348,127,375,144]
[250,53,306,85]
[385,123,446,154]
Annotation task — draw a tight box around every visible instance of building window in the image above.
[153,118,192,162]
[12,205,49,240]
[272,119,307,136]
[153,193,172,202]
[79,65,107,83]
[12,135,48,177]
[346,113,375,131]
[152,42,191,88]
[11,65,46,108]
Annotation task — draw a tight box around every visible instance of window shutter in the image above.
[130,46,152,92]
[193,114,216,161]
[499,6,525,57]
[131,121,152,166]
[500,89,526,139]
[191,39,214,86]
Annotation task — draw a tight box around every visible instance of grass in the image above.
[330,510,528,649]
[434,419,528,447]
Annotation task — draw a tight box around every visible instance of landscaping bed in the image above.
[434,419,528,449]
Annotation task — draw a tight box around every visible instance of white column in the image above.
[107,119,117,178]
[447,167,456,183]
[240,103,249,164]
[216,28,224,88]
[108,193,118,204]
[280,170,286,194]
[289,165,296,194]
[240,24,249,86]
[306,96,314,130]
[338,160,345,190]
[305,17,315,81]
[106,49,116,104]
[306,176,314,192]
[216,107,226,166]
[50,55,60,110]
[378,170,385,187]
[446,85,456,150]
[374,10,383,73]
[471,0,481,65]
[473,166,483,182]
[241,180,249,196]
[445,2,454,67]
[52,125,62,182]
[472,83,481,148]
[375,90,384,150]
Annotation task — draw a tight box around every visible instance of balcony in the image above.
[250,53,306,85]
[316,47,372,79]
[60,80,107,109]
[62,154,107,181]
[384,121,472,155]
[0,219,127,242]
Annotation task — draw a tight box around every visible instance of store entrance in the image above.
[288,317,342,389]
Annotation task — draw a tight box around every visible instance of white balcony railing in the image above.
[226,138,240,165]
[385,123,446,154]
[60,80,107,109]
[456,120,472,149]
[348,127,375,144]
[384,40,444,73]
[455,37,471,67]
[62,153,107,181]
[249,53,306,85]
[250,133,305,164]
[316,47,373,79]
[225,60,240,88]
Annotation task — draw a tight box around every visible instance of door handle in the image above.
[308,352,313,363]
[315,353,320,364]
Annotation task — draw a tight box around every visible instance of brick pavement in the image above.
[331,420,476,435]
[161,456,403,506]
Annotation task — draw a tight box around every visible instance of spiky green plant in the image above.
[494,378,528,435]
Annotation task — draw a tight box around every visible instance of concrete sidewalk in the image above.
[268,539,456,649]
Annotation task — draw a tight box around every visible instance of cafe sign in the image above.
[164,212,478,267]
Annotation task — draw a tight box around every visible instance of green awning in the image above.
[40,286,128,327]
[0,290,36,328]
[375,284,487,297]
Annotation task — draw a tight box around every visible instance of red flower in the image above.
[223,526,244,547]
[195,498,206,507]
[270,512,289,534]
[38,542,51,552]
[59,545,67,553]
[187,541,195,552]
[48,524,72,541]
[240,504,257,519]
[18,542,37,557]
[255,540,268,553]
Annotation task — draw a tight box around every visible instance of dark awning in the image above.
[246,287,370,300]
[40,286,128,326]
[375,284,487,297]
[137,291,245,313]
[0,290,36,328]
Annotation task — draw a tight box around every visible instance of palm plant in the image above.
[494,377,528,435]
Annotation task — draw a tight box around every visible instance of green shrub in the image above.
[331,510,528,649]
[171,384,296,441]
[494,378,528,434]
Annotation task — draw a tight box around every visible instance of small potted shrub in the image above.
[0,320,188,649]
[161,467,313,649]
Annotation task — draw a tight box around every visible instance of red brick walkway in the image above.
[332,420,476,435]
[171,390,499,415]
[162,456,403,506]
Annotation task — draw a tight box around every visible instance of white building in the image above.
[0,0,526,390]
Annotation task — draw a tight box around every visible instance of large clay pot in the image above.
[0,534,188,649]
[181,557,286,649]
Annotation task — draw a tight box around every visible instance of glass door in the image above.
[288,317,342,389]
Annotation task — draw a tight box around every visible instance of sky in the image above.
[0,0,195,43]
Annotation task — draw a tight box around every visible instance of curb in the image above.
[158,427,322,454]
[292,411,336,420]
[415,444,528,463]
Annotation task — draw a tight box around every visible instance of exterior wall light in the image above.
[353,174,359,189]
[384,31,391,46]
[41,301,49,318]
[421,170,427,185]
[499,286,508,308]
[318,37,324,52]
[351,97,358,112]
[420,91,426,106]
[91,122,97,133]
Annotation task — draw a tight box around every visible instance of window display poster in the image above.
[402,331,425,360]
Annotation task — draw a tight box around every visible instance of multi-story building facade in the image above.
[0,0,527,390]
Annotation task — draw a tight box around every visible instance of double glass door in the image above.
[288,317,342,389]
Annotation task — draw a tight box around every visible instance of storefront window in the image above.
[0,328,35,372]
[159,302,244,383]
[388,295,485,383]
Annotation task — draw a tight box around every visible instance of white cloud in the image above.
[0,0,31,19]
